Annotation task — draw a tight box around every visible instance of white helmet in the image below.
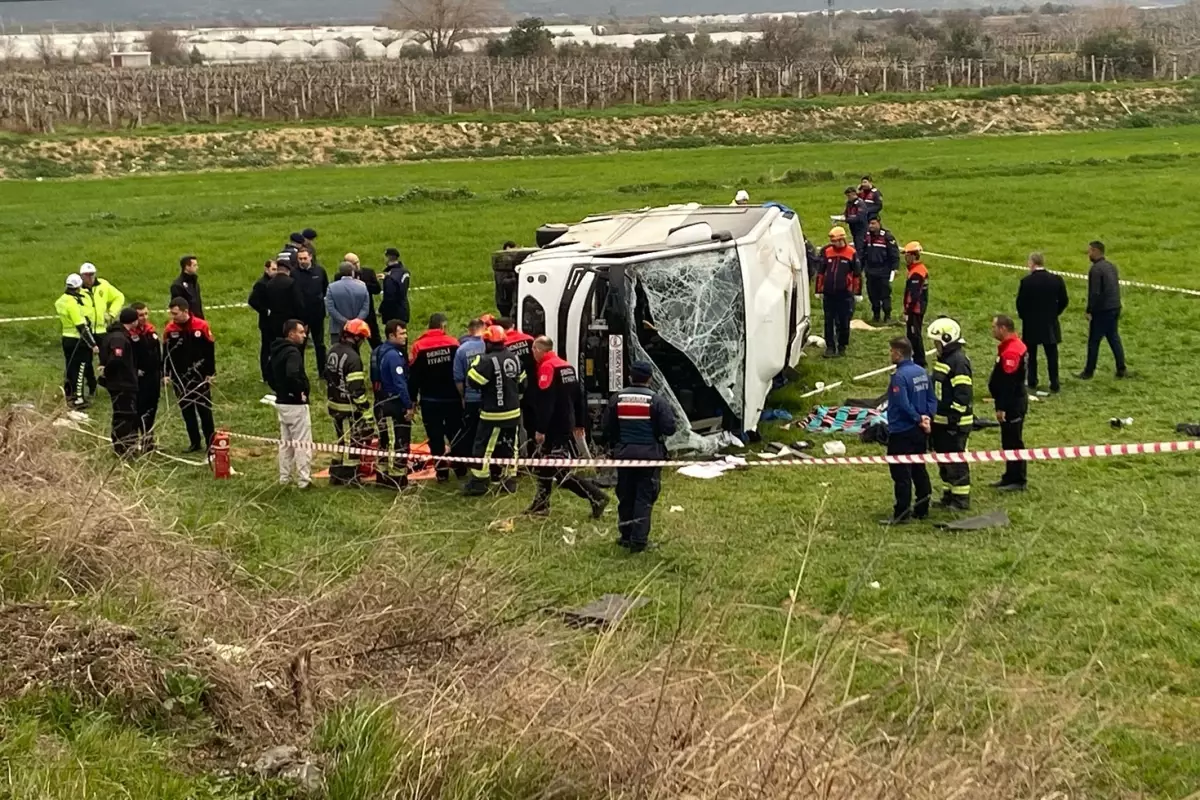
[927,317,963,345]
[734,189,750,204]
[65,273,84,289]
[79,262,97,275]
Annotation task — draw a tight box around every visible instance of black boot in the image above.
[461,476,488,496]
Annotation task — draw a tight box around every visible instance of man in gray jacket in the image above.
[325,262,370,344]
[1078,240,1127,380]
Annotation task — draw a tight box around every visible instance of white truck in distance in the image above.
[491,203,812,451]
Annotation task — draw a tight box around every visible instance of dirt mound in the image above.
[1,87,1191,179]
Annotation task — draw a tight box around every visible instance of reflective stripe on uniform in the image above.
[466,368,487,386]
[346,371,366,382]
[950,402,968,413]
[934,414,974,426]
[480,408,520,422]
[472,427,502,479]
[951,375,973,387]
[932,362,950,373]
[948,485,971,496]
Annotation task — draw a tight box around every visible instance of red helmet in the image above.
[482,325,506,343]
[343,319,370,339]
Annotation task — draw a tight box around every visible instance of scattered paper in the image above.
[204,638,249,664]
[669,506,684,513]
[678,455,745,480]
[869,581,881,590]
[823,441,847,456]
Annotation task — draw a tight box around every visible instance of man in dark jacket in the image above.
[880,336,935,525]
[989,315,1029,491]
[292,248,330,371]
[462,325,526,496]
[170,255,204,320]
[99,308,141,458]
[409,313,463,481]
[264,256,305,340]
[604,360,676,553]
[500,317,537,453]
[927,317,973,511]
[379,247,411,327]
[1015,252,1069,393]
[371,321,414,490]
[163,297,216,454]
[269,319,313,489]
[840,187,868,252]
[815,226,861,358]
[345,253,382,347]
[131,302,162,453]
[861,217,900,323]
[527,335,608,518]
[858,175,884,222]
[1079,240,1127,380]
[248,260,278,382]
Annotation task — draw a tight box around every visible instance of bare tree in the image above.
[141,28,189,66]
[92,27,118,64]
[386,0,500,57]
[0,35,18,64]
[35,33,58,66]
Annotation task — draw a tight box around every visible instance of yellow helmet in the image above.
[926,317,963,345]
[903,241,923,254]
[829,226,847,240]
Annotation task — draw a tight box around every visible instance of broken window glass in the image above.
[625,247,746,452]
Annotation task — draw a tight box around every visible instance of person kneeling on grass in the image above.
[880,337,935,526]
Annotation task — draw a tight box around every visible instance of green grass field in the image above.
[3,126,1200,798]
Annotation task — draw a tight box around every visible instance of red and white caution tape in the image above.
[0,281,492,325]
[926,251,1200,299]
[226,429,1200,470]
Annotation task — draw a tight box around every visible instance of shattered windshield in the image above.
[625,246,746,451]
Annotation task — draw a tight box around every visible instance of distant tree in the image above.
[386,0,500,58]
[142,28,188,66]
[692,31,714,56]
[891,10,938,40]
[506,18,555,58]
[940,10,984,59]
[656,31,692,60]
[35,33,58,66]
[189,45,205,65]
[1078,30,1156,75]
[755,18,815,61]
[91,29,117,63]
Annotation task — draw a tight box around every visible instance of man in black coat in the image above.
[264,256,306,341]
[1079,240,1127,380]
[379,247,411,327]
[292,247,330,371]
[170,255,204,319]
[248,260,278,383]
[1015,251,1069,393]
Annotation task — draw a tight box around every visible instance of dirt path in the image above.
[0,87,1190,179]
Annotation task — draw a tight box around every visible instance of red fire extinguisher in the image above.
[211,429,231,479]
[358,436,379,480]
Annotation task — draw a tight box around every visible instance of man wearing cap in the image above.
[527,335,609,518]
[170,255,204,319]
[284,232,305,258]
[462,325,526,496]
[815,227,861,358]
[605,361,676,553]
[861,217,900,324]
[163,297,216,454]
[131,302,162,452]
[409,313,463,482]
[98,308,141,457]
[293,248,330,372]
[79,262,124,397]
[901,242,929,367]
[55,273,98,409]
[325,319,374,486]
[731,190,750,206]
[858,176,883,222]
[302,228,319,260]
[325,261,370,344]
[379,247,411,328]
[344,252,382,347]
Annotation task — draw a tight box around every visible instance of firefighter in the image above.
[79,262,125,397]
[372,321,414,490]
[861,217,899,324]
[500,317,536,453]
[55,273,98,409]
[815,226,861,358]
[162,297,216,455]
[325,319,374,486]
[604,361,676,553]
[526,335,609,518]
[131,302,162,453]
[409,313,462,482]
[927,317,974,510]
[462,325,526,497]
[99,308,141,457]
[901,242,929,368]
[988,314,1029,491]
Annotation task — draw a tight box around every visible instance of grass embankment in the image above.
[0,82,1196,178]
[2,127,1200,798]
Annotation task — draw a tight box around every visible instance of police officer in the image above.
[988,314,1029,491]
[858,175,884,221]
[928,317,974,510]
[99,308,141,457]
[163,297,216,455]
[131,302,162,453]
[526,336,609,518]
[880,337,935,525]
[901,242,929,367]
[861,217,899,324]
[815,226,862,358]
[462,325,526,496]
[325,319,374,486]
[604,361,677,553]
[379,247,411,328]
[409,313,462,482]
[372,321,414,490]
[55,273,98,409]
[838,187,868,252]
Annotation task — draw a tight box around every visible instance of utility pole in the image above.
[827,0,835,38]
